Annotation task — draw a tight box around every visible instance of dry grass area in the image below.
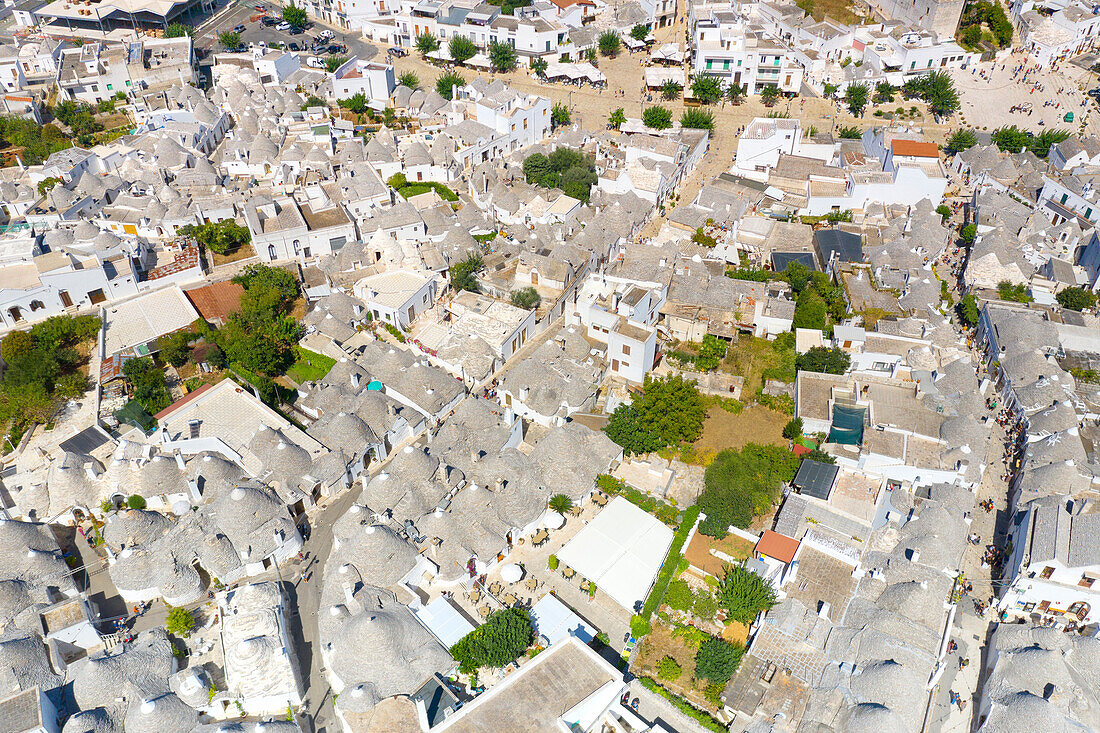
[211,245,256,267]
[634,623,721,712]
[694,405,788,453]
[795,0,863,24]
[721,621,750,646]
[721,336,796,394]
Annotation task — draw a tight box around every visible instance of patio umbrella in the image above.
[501,563,524,583]
[546,511,565,529]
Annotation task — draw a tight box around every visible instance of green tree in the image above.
[936,204,952,222]
[523,152,553,186]
[598,31,621,57]
[489,40,518,72]
[945,128,978,154]
[1057,286,1097,311]
[631,24,649,41]
[690,74,723,104]
[608,107,626,129]
[991,124,1030,153]
[694,636,743,685]
[450,254,483,293]
[0,331,36,364]
[548,493,573,514]
[664,579,694,611]
[796,346,850,374]
[1030,128,1071,158]
[164,22,192,37]
[325,56,347,72]
[37,176,62,197]
[717,566,777,623]
[416,33,440,55]
[126,495,147,510]
[838,125,862,139]
[300,94,326,110]
[726,83,747,104]
[782,417,803,440]
[698,444,801,534]
[822,82,840,99]
[694,334,726,371]
[531,57,548,77]
[281,2,307,27]
[997,280,1032,303]
[603,375,708,454]
[551,102,571,128]
[166,607,196,638]
[642,105,672,130]
[760,85,780,106]
[217,31,241,50]
[449,35,477,63]
[873,81,895,104]
[661,78,682,100]
[122,357,170,414]
[179,219,251,255]
[959,293,980,326]
[435,71,465,100]
[657,656,682,681]
[450,607,535,673]
[155,330,193,367]
[679,109,714,130]
[338,93,367,113]
[844,82,870,116]
[792,289,827,330]
[961,223,977,243]
[918,70,960,116]
[510,287,541,310]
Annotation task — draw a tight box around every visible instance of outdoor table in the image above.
[502,593,518,606]
[525,577,538,591]
[469,588,481,603]
[563,567,575,579]
[489,582,503,595]
[478,605,491,618]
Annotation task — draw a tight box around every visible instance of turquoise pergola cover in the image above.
[828,403,866,445]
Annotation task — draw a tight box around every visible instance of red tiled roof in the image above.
[755,529,800,564]
[145,245,201,281]
[184,280,245,323]
[154,382,215,420]
[891,139,940,158]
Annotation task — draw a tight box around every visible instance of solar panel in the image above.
[792,459,839,501]
[58,426,112,456]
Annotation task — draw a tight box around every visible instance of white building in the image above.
[1000,498,1100,626]
[569,273,666,384]
[691,10,804,95]
[330,57,395,108]
[353,269,439,331]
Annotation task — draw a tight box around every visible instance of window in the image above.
[1041,566,1055,579]
[1062,193,1069,204]
[622,344,631,355]
[706,59,713,69]
[871,361,892,372]
[106,83,112,90]
[29,300,44,311]
[1080,576,1096,588]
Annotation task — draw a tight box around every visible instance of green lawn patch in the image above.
[399,182,458,202]
[286,347,336,384]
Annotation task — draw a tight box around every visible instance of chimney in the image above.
[470,450,481,464]
[520,387,530,400]
[351,372,361,388]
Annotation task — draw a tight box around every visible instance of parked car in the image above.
[261,15,276,25]
[387,47,407,58]
[232,23,246,32]
[253,3,264,9]
[327,44,346,54]
[1088,88,1100,99]
[276,20,291,30]
[289,25,303,34]
[307,56,324,68]
[318,29,334,39]
[288,42,300,51]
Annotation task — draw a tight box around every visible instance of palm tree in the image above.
[760,85,780,107]
[549,494,573,514]
[660,79,682,100]
[726,83,747,105]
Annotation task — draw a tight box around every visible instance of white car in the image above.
[306,56,324,68]
[318,29,334,39]
[276,21,291,30]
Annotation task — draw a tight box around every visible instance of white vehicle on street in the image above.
[276,21,291,30]
[306,56,325,68]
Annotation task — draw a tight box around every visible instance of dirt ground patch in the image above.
[795,0,863,24]
[634,624,720,712]
[211,245,256,267]
[694,405,788,453]
[721,621,750,646]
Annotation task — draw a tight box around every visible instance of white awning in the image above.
[466,53,491,68]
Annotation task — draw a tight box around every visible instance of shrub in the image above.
[657,656,683,681]
[166,607,196,638]
[680,109,714,130]
[936,204,951,222]
[126,495,147,510]
[450,253,483,293]
[782,417,803,440]
[664,579,694,611]
[693,592,720,620]
[717,565,777,623]
[694,636,744,685]
[397,71,419,89]
[642,106,672,130]
[796,346,850,375]
[510,287,541,310]
[961,223,977,243]
[548,554,559,570]
[1057,286,1096,312]
[450,608,535,673]
[698,445,800,535]
[630,614,651,638]
[959,293,980,327]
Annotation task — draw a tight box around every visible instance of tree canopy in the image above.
[522,147,597,202]
[717,566,778,623]
[608,107,626,129]
[510,287,541,310]
[844,82,869,116]
[796,346,850,375]
[178,219,251,255]
[450,254,483,293]
[603,374,708,455]
[901,70,959,117]
[217,31,241,50]
[450,608,535,673]
[680,109,714,130]
[698,444,801,535]
[551,102,571,128]
[123,356,171,415]
[690,74,723,104]
[489,40,517,72]
[416,33,440,54]
[945,129,978,154]
[598,31,621,57]
[281,3,307,27]
[1057,286,1097,312]
[631,24,649,41]
[436,71,465,100]
[449,35,477,63]
[694,636,744,686]
[642,105,672,130]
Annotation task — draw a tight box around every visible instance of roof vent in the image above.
[140,699,156,715]
[231,487,246,501]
